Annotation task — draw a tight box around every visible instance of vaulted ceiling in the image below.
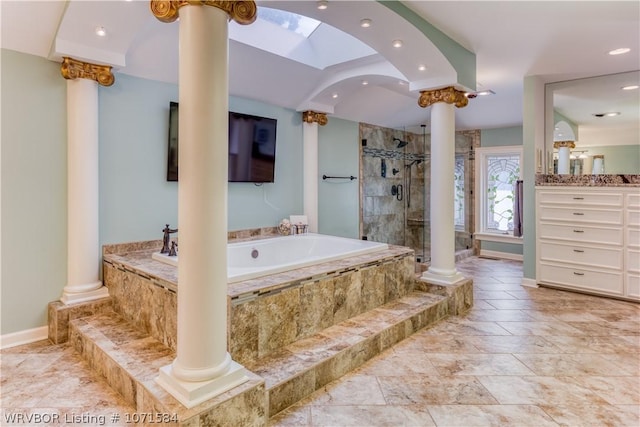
[2,1,639,134]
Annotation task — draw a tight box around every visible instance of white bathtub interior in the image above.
[152,233,389,283]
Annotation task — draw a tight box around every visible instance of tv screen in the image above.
[166,103,277,183]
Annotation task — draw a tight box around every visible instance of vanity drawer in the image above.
[537,191,623,207]
[628,228,640,248]
[538,206,622,225]
[539,263,623,296]
[627,210,640,227]
[626,274,640,299]
[628,193,640,209]
[538,223,623,246]
[539,242,622,269]
[627,248,640,273]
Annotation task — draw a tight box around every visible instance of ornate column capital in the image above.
[553,140,575,149]
[302,111,328,126]
[150,0,257,25]
[60,57,114,87]
[418,86,468,109]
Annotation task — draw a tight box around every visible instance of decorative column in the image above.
[151,0,256,408]
[302,111,328,233]
[60,57,113,304]
[418,87,468,285]
[554,140,574,174]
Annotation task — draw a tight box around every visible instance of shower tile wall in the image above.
[359,122,478,259]
[359,123,427,256]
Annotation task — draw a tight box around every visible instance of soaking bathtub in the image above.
[152,233,389,283]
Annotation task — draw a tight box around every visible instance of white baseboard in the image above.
[0,326,48,350]
[479,249,523,262]
[521,278,539,288]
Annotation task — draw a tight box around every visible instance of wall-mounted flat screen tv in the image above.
[166,102,277,183]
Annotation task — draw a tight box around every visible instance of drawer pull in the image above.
[573,229,585,233]
[573,272,585,276]
[573,197,584,200]
[573,249,585,253]
[573,212,584,216]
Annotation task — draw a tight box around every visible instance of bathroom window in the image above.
[475,146,523,243]
[454,155,465,229]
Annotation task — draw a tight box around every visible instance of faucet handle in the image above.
[169,241,178,257]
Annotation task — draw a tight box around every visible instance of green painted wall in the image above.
[480,126,523,147]
[318,118,360,238]
[98,74,179,245]
[522,76,546,280]
[583,144,640,174]
[1,50,311,335]
[1,49,67,334]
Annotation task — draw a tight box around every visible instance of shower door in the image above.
[360,123,475,262]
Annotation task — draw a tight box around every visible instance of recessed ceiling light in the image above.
[332,93,338,99]
[361,80,369,86]
[95,26,107,37]
[360,19,372,28]
[317,1,328,10]
[609,48,630,55]
[392,40,403,48]
[418,65,427,71]
[622,85,639,90]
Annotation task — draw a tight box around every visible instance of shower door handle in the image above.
[396,184,403,201]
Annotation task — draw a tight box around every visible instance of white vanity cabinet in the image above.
[536,186,640,301]
[626,192,640,299]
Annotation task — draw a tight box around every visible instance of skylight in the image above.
[258,7,320,38]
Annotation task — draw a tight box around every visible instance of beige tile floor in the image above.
[1,257,639,426]
[270,258,640,427]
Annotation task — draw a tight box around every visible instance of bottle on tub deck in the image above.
[289,215,309,235]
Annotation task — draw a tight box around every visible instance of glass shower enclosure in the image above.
[359,123,475,265]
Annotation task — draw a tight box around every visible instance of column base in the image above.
[420,270,466,286]
[61,283,109,305]
[157,361,249,409]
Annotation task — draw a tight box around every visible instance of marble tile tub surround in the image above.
[46,226,281,346]
[101,232,415,361]
[536,173,640,186]
[7,257,639,427]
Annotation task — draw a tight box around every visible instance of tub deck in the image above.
[53,231,472,424]
[102,236,413,299]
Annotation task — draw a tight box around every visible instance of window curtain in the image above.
[513,180,524,237]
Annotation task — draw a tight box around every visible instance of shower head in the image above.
[393,138,408,149]
[405,159,422,167]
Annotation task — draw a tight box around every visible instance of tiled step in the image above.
[69,312,267,426]
[245,291,449,416]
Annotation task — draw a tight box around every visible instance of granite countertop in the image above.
[535,174,640,187]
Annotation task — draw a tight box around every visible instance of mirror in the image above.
[545,71,640,175]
